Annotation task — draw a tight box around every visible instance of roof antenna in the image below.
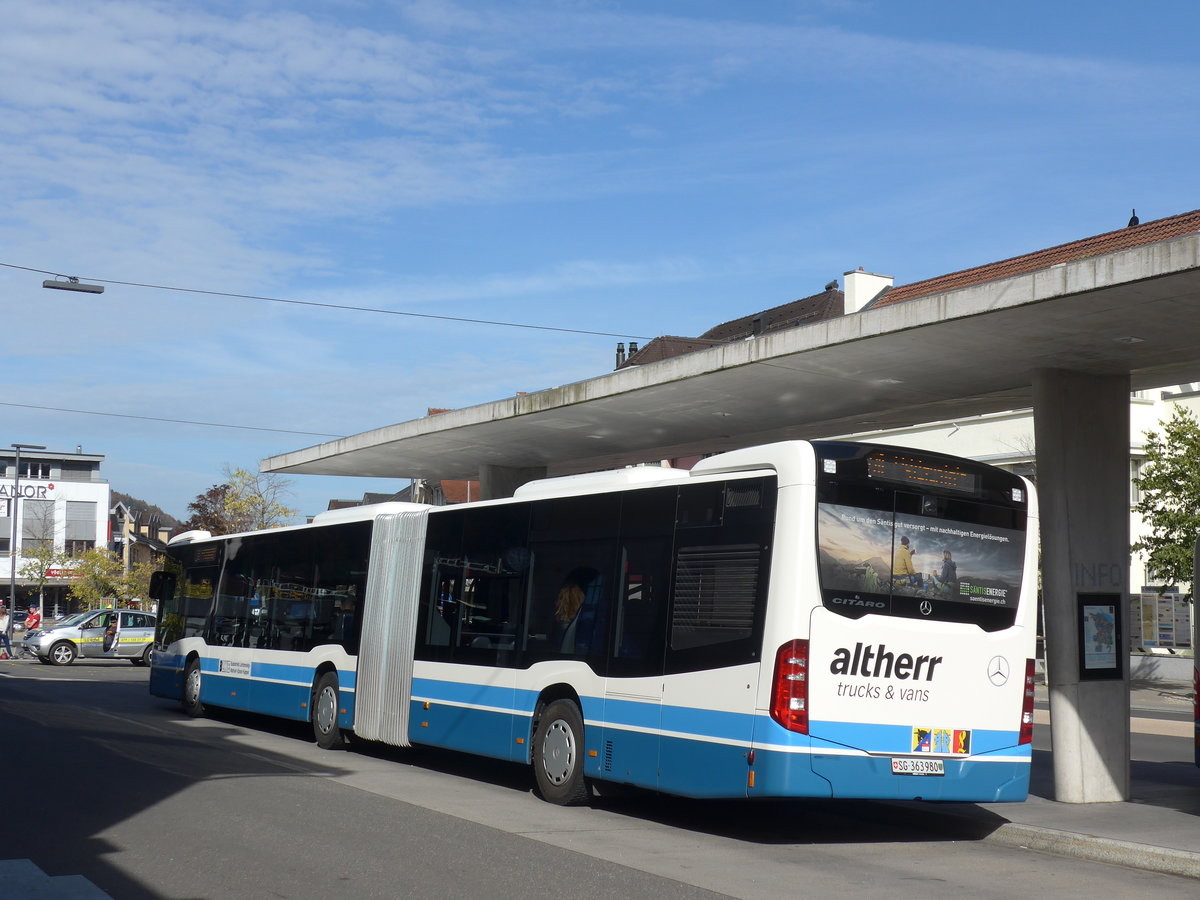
[1128,208,1139,227]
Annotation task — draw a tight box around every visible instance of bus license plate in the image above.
[891,757,945,776]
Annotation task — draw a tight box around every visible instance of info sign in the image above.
[1077,593,1123,680]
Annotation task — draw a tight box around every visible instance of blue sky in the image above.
[2,1,1198,522]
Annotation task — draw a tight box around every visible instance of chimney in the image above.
[751,316,763,336]
[843,267,893,312]
[616,342,626,368]
[629,341,639,356]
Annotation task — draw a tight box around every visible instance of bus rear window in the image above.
[817,501,1026,630]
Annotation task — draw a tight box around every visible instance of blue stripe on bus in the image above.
[780,751,1030,802]
[401,694,1028,800]
[152,664,1029,801]
[411,677,513,708]
[409,698,523,762]
[150,655,356,729]
[413,678,757,743]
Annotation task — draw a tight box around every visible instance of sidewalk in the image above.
[902,677,1200,879]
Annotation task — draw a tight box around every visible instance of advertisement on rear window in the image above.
[818,504,1024,608]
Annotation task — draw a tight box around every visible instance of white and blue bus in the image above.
[149,440,1037,804]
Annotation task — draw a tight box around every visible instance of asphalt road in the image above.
[1,660,1195,899]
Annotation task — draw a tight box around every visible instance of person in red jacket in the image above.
[25,605,41,632]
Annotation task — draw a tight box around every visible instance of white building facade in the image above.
[1,448,110,614]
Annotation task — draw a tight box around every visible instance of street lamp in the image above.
[8,443,46,656]
[42,277,104,294]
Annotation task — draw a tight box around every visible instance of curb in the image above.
[985,822,1200,880]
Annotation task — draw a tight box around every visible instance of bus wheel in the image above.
[533,699,590,805]
[312,672,348,750]
[183,658,205,717]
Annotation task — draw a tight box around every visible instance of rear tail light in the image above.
[770,639,809,734]
[1018,658,1036,745]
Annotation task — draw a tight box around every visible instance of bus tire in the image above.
[533,699,590,806]
[183,657,205,717]
[312,671,348,750]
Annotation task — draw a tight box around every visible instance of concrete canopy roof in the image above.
[263,229,1200,482]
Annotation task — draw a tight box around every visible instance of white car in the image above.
[23,609,157,666]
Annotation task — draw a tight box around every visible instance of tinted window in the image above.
[665,479,776,674]
[414,477,777,676]
[417,504,531,666]
[158,523,370,652]
[525,493,620,666]
[817,453,1027,631]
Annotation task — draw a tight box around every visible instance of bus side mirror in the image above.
[149,571,177,602]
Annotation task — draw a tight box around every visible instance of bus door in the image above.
[593,487,676,792]
[80,611,120,659]
[598,543,666,791]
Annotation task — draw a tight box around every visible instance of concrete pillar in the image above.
[478,464,547,500]
[1033,369,1130,802]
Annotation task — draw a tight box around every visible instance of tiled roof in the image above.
[619,287,845,370]
[619,336,723,369]
[873,209,1200,307]
[699,287,843,340]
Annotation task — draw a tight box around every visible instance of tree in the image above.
[68,549,126,608]
[182,483,235,533]
[18,541,72,611]
[67,549,159,609]
[222,465,297,531]
[16,499,72,610]
[1131,405,1200,599]
[181,465,297,535]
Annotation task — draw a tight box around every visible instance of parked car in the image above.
[12,611,27,632]
[23,609,157,666]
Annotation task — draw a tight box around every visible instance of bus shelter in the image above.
[266,215,1200,803]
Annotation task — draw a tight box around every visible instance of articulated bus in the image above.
[149,440,1038,804]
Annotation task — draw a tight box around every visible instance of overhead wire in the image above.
[0,401,346,439]
[0,259,657,438]
[0,261,656,340]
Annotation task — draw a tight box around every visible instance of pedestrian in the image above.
[0,605,12,660]
[26,604,41,632]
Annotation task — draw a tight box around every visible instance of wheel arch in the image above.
[309,660,342,721]
[530,683,584,740]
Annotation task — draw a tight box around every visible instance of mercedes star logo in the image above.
[987,656,1010,686]
[919,600,932,616]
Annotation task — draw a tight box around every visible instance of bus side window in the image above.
[612,540,669,672]
[417,509,466,660]
[606,485,676,677]
[666,478,776,674]
[525,493,621,665]
[524,547,615,661]
[452,504,530,665]
[456,569,523,655]
[182,567,219,640]
[426,570,458,647]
